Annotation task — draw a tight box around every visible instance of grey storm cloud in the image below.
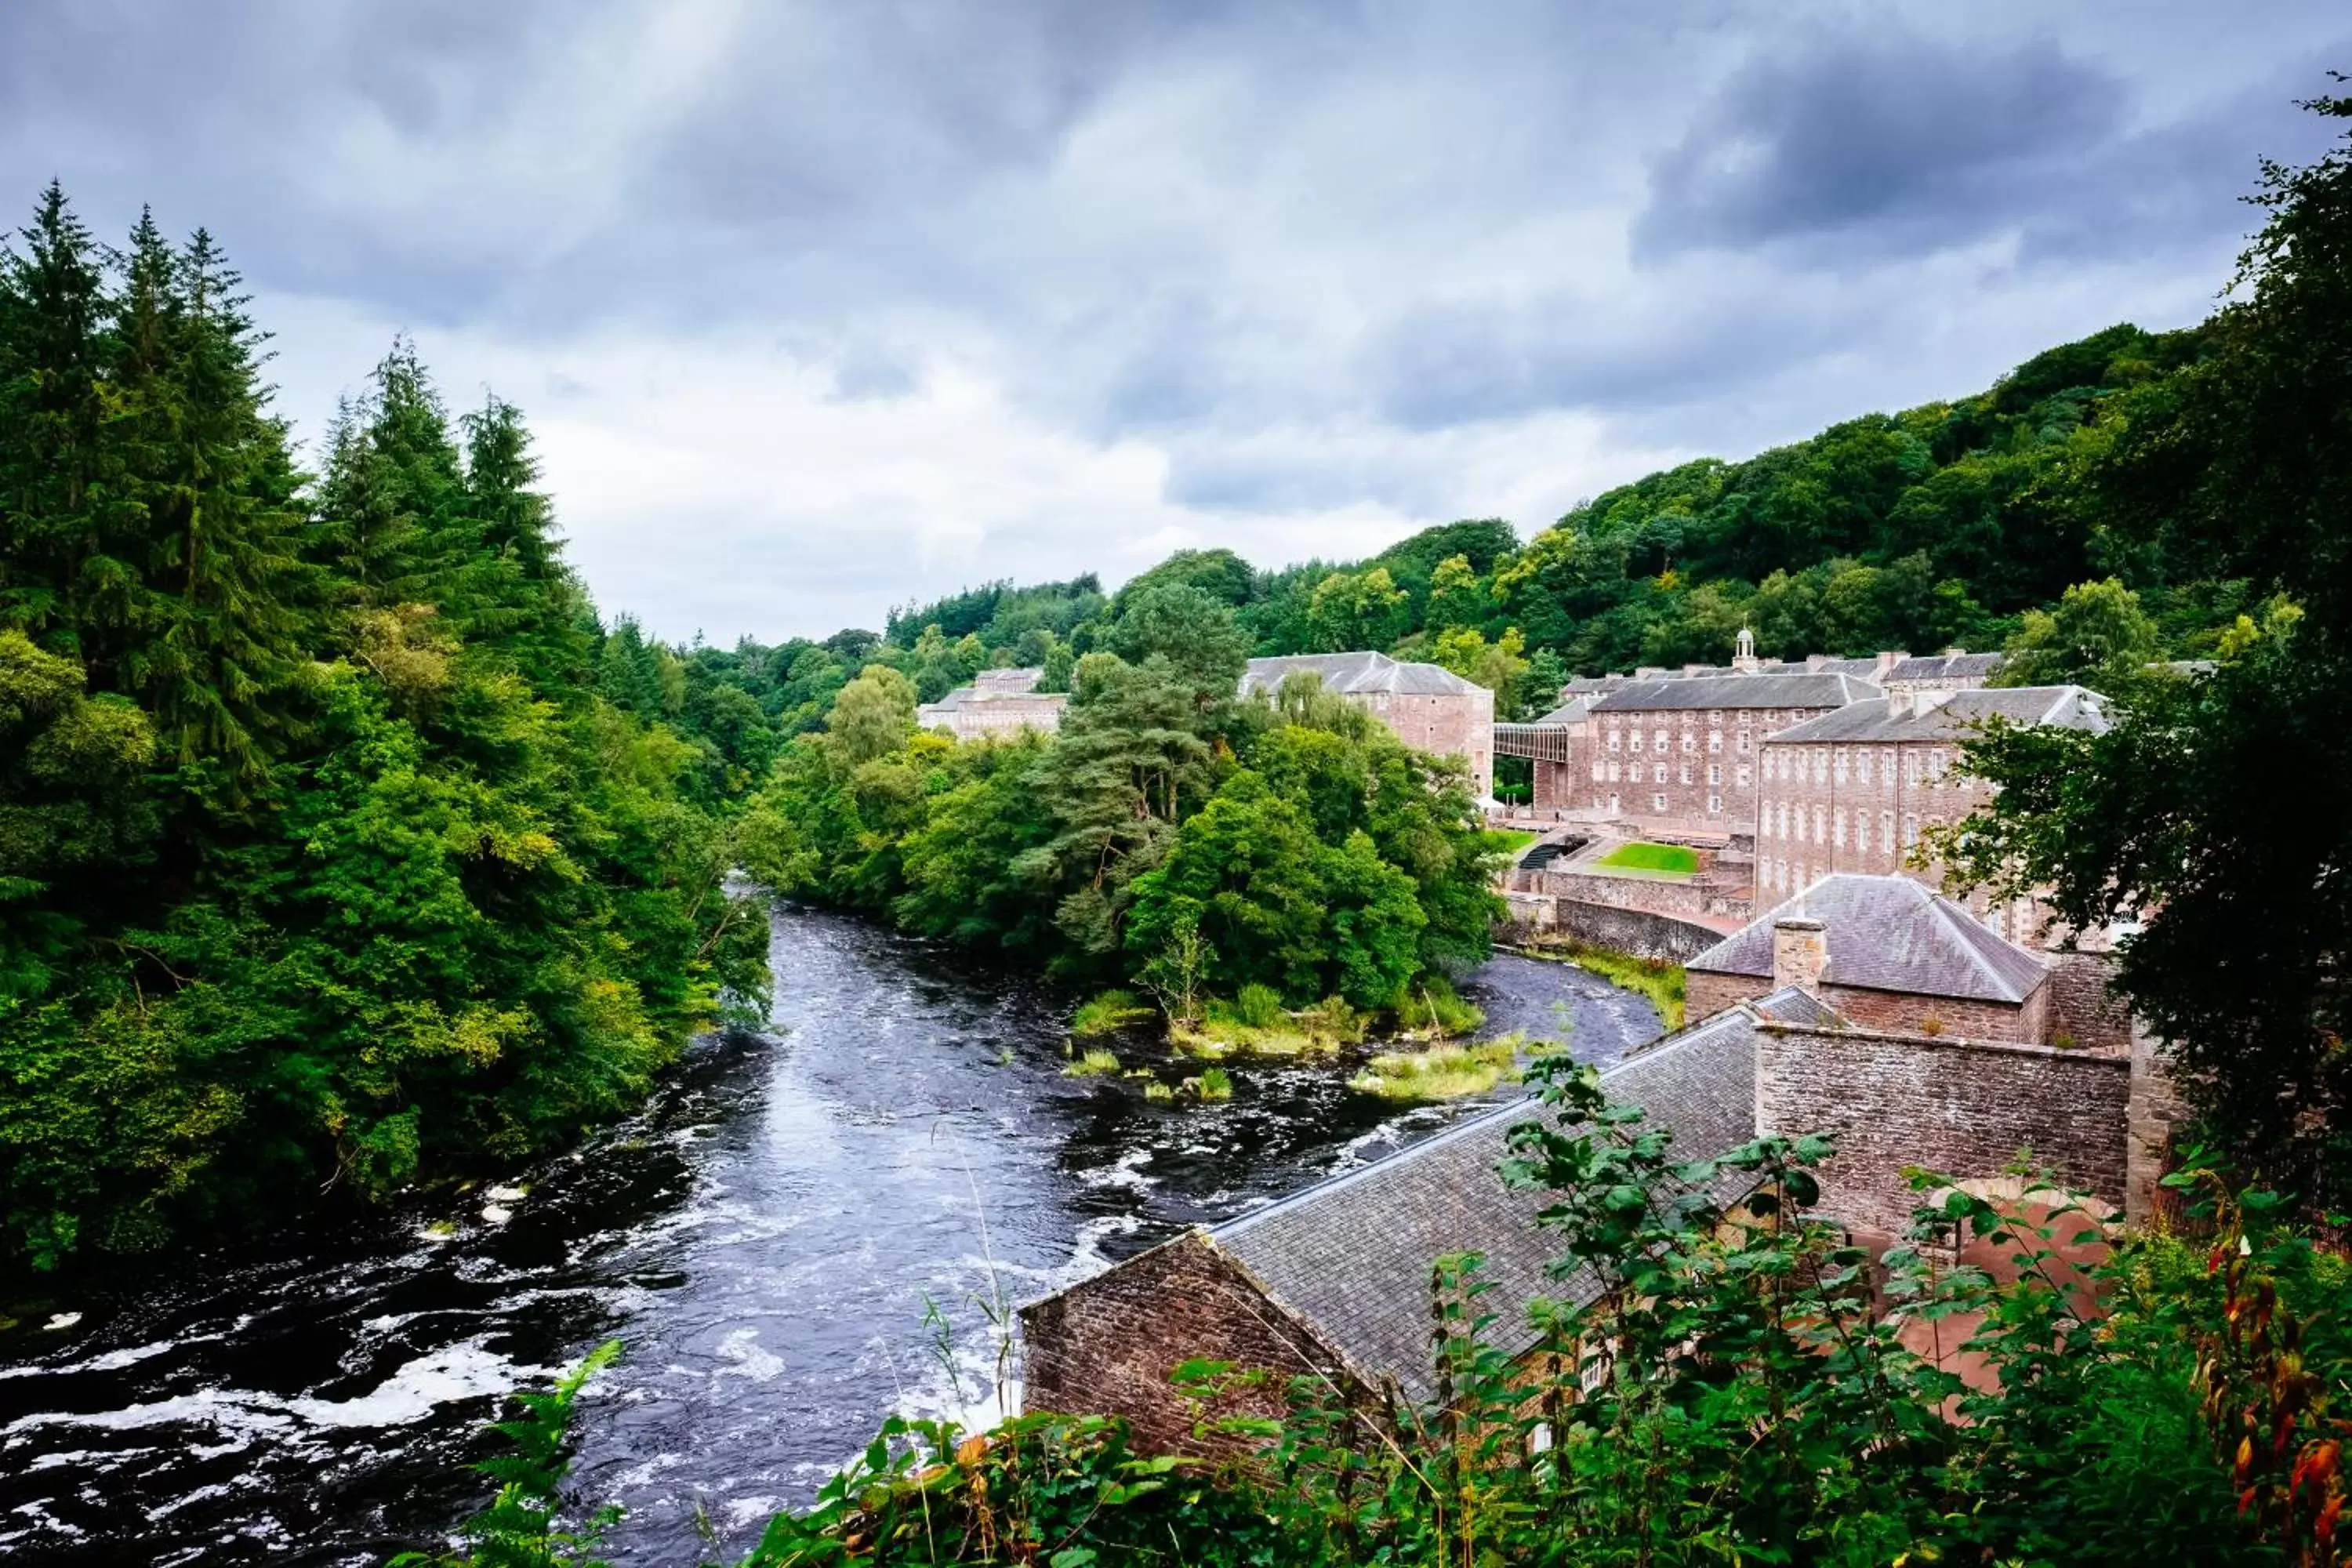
[0,2,2345,641]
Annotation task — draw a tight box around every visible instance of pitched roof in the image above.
[1208,999,1776,1403]
[1240,652,1486,698]
[1885,652,2005,684]
[1588,672,1879,713]
[1512,695,1595,728]
[1763,686,2107,746]
[1686,874,2049,1004]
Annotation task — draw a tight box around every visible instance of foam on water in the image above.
[0,907,1657,1566]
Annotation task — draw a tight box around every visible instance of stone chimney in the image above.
[1875,650,1907,680]
[1771,916,1828,993]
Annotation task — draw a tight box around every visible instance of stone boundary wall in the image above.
[1536,867,1712,917]
[1018,1232,1374,1459]
[1505,898,1726,964]
[1759,1025,2129,1236]
[2046,950,2132,1054]
[1817,982,2047,1047]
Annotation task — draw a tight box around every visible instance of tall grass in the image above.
[1061,1048,1122,1078]
[1071,989,1153,1036]
[1349,1036,1522,1100]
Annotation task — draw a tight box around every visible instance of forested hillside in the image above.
[651,321,2221,786]
[0,186,769,1272]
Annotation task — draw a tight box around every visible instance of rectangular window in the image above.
[1708,731,1722,753]
[1679,763,1690,785]
[1708,794,1722,814]
[1736,764,1751,787]
[1813,804,1825,843]
[1777,800,1790,837]
[1653,764,1668,783]
[1707,764,1720,785]
[1857,750,1871,786]
[1813,751,1828,783]
[1680,734,1695,753]
[1709,710,1722,726]
[1609,731,1621,752]
[1606,760,1621,782]
[1591,760,1603,782]
[1880,809,1894,853]
[1834,808,1846,849]
[1653,793,1667,811]
[1738,730,1752,753]
[1653,728,1668,753]
[1902,813,1918,849]
[1835,749,1848,785]
[1630,732,1643,753]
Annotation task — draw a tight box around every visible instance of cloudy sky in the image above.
[2,2,2344,644]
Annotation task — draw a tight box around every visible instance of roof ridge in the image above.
[1214,1008,1760,1240]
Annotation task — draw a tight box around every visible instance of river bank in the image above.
[0,905,1660,1566]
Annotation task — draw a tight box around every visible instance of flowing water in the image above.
[0,906,1661,1567]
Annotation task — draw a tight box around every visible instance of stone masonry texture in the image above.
[1759,1026,2129,1236]
[1018,1231,1374,1461]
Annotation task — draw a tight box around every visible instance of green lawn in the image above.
[1490,828,1541,858]
[1597,840,1700,875]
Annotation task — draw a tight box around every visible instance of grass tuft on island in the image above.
[1071,989,1155,1036]
[1171,989,1370,1058]
[1350,1035,1526,1100]
[1062,1048,1122,1078]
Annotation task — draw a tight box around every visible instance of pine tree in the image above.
[0,182,122,659]
[459,394,592,691]
[108,217,314,780]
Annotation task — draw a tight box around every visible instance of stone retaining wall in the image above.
[1758,1024,2130,1236]
[1503,898,1725,964]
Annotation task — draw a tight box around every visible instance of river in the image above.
[0,905,1661,1566]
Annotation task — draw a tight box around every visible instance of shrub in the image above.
[1233,983,1285,1029]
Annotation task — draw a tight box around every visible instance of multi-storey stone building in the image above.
[1239,652,1494,797]
[1548,670,1877,834]
[1750,685,2106,940]
[1495,639,2008,836]
[915,666,1069,739]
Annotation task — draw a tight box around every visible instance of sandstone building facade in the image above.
[916,666,1069,739]
[1240,652,1495,798]
[1751,685,2107,939]
[1494,639,2008,836]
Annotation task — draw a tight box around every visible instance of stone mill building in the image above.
[1018,873,2178,1450]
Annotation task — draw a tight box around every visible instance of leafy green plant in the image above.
[393,1340,622,1568]
[1190,1066,1233,1101]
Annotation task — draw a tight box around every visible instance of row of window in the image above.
[1601,708,1819,731]
[1593,760,1746,787]
[1604,792,1726,816]
[1761,801,1921,855]
[1760,744,1956,789]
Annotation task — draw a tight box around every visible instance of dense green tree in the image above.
[1998,577,2160,690]
[1105,581,1250,703]
[1940,93,2352,1213]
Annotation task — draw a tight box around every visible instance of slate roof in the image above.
[1686,874,2049,1004]
[1513,695,1596,728]
[1240,652,1487,699]
[1885,652,2005,684]
[1588,672,1879,713]
[1762,685,2107,746]
[1207,999,1777,1403]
